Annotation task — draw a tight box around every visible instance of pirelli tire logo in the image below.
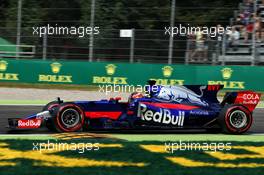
[139,103,185,126]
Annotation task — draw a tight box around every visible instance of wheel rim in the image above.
[229,110,247,129]
[61,108,80,128]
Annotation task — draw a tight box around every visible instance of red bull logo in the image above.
[139,104,185,126]
[18,119,41,129]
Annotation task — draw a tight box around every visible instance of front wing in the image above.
[7,111,52,129]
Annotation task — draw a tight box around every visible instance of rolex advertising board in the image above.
[0,58,263,91]
[0,60,19,81]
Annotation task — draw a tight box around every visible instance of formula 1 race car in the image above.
[8,81,261,134]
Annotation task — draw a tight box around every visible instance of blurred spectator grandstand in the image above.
[186,0,264,65]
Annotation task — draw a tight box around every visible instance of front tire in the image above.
[53,103,84,132]
[218,104,252,134]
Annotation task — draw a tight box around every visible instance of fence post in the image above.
[16,0,22,59]
[221,32,226,65]
[185,38,190,65]
[168,0,176,64]
[251,0,257,66]
[130,29,135,63]
[215,39,220,65]
[42,32,47,60]
[89,0,95,62]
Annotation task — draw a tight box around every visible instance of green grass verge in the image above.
[258,101,264,108]
[0,100,48,105]
[112,134,264,142]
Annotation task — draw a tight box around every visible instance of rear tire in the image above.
[53,103,84,132]
[218,104,252,134]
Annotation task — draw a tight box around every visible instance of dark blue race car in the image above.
[8,81,261,134]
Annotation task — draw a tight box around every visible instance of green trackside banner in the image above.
[0,58,264,91]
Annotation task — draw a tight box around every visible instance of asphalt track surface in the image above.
[0,105,263,134]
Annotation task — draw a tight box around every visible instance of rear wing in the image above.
[222,91,261,112]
